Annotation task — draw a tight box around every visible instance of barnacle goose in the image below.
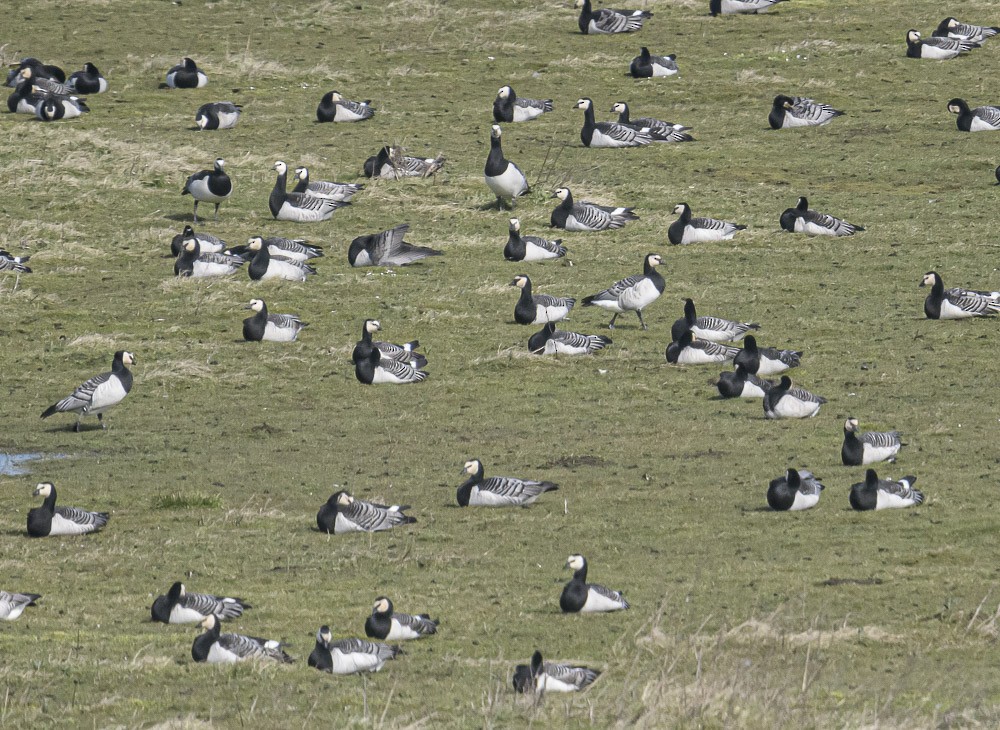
[35,93,89,121]
[456,459,558,507]
[7,76,43,114]
[610,102,693,141]
[763,376,826,419]
[355,347,427,384]
[493,86,553,123]
[18,67,72,96]
[779,196,863,236]
[671,299,758,343]
[316,91,374,122]
[560,555,629,613]
[528,322,611,355]
[768,96,843,129]
[175,239,244,278]
[575,97,652,148]
[933,17,1000,44]
[195,101,241,130]
[230,235,323,262]
[716,364,774,398]
[170,225,226,257]
[246,236,316,281]
[582,253,664,329]
[316,491,416,533]
[850,469,923,511]
[348,224,443,267]
[550,187,638,231]
[920,271,1000,319]
[166,57,208,89]
[578,0,651,34]
[292,167,363,203]
[67,63,108,94]
[242,299,307,343]
[192,615,291,664]
[270,161,346,222]
[629,47,678,78]
[842,418,902,466]
[513,650,600,694]
[182,158,232,222]
[0,250,31,274]
[946,98,1000,132]
[511,275,575,325]
[365,597,438,641]
[27,482,109,537]
[0,591,41,621]
[309,626,401,674]
[733,335,801,376]
[352,319,427,371]
[151,581,250,624]
[906,30,979,59]
[668,203,745,244]
[666,330,740,365]
[504,218,566,262]
[767,469,824,511]
[710,0,786,15]
[6,58,65,86]
[485,125,529,209]
[363,146,445,179]
[40,351,135,431]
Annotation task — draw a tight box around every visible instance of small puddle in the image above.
[0,453,68,476]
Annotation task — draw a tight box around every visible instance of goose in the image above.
[309,626,402,674]
[716,365,774,398]
[946,98,1000,132]
[768,95,843,129]
[292,166,363,203]
[348,224,443,267]
[316,491,417,534]
[170,225,226,257]
[575,97,652,148]
[504,218,566,262]
[511,275,575,325]
[906,30,979,59]
[560,554,629,613]
[920,271,1000,319]
[933,17,1000,44]
[766,469,824,511]
[842,418,902,466]
[513,651,600,694]
[151,581,250,624]
[166,57,208,88]
[246,236,316,281]
[195,101,241,130]
[484,125,529,209]
[582,253,664,330]
[242,299,307,342]
[733,335,801,375]
[456,459,558,507]
[6,58,65,86]
[528,322,612,355]
[850,469,923,511]
[175,239,244,278]
[492,86,553,123]
[27,482,109,537]
[19,67,73,96]
[229,235,323,262]
[182,158,232,222]
[763,376,826,419]
[316,90,374,122]
[7,76,43,114]
[710,0,786,15]
[550,187,638,231]
[269,161,346,222]
[578,0,651,34]
[629,47,678,78]
[67,62,108,94]
[363,146,445,179]
[352,319,427,371]
[671,299,759,343]
[0,591,41,621]
[35,93,89,121]
[668,203,745,245]
[0,250,31,274]
[40,350,135,431]
[610,102,692,141]
[666,330,740,364]
[779,196,863,236]
[365,597,438,641]
[192,615,291,664]
[355,347,427,385]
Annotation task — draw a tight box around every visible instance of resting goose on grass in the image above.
[309,626,401,674]
[920,271,1000,319]
[355,347,427,385]
[666,330,740,364]
[67,63,108,94]
[27,482,109,537]
[195,101,241,130]
[269,161,345,222]
[365,597,438,641]
[242,299,307,342]
[192,615,291,664]
[316,91,374,122]
[493,86,553,123]
[292,167,363,203]
[456,459,557,507]
[484,125,529,209]
[40,351,135,431]
[763,376,826,419]
[768,95,843,129]
[933,17,999,44]
[671,299,758,343]
[170,225,226,257]
[230,235,323,262]
[182,158,231,222]
[850,469,923,511]
[151,581,250,624]
[582,253,664,330]
[513,651,600,694]
[352,320,427,370]
[780,196,863,236]
[363,146,445,179]
[7,77,43,114]
[629,47,678,77]
[504,218,566,262]
[550,187,638,231]
[668,203,745,245]
[711,0,786,15]
[35,93,89,121]
[610,102,693,142]
[0,591,41,621]
[767,469,824,511]
[246,236,316,282]
[575,97,651,148]
[316,491,416,534]
[841,418,902,466]
[20,68,72,96]
[560,555,629,613]
[166,57,208,88]
[578,0,651,34]
[348,224,442,267]
[175,239,244,278]
[733,335,800,376]
[528,322,612,355]
[511,275,574,325]
[6,58,65,86]
[716,365,774,398]
[906,30,979,59]
[946,98,1000,132]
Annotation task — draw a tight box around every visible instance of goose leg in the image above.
[608,313,619,330]
[213,203,221,221]
[192,200,200,223]
[98,413,106,429]
[637,309,647,330]
[73,418,82,433]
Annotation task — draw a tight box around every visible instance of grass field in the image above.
[3,0,1000,726]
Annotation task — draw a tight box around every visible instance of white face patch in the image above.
[464,460,478,474]
[567,555,584,571]
[336,492,353,506]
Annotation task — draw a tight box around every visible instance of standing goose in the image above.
[175,239,244,278]
[365,597,438,641]
[920,271,1000,319]
[511,275,575,325]
[668,203,745,245]
[27,482,109,537]
[666,330,740,364]
[671,299,758,343]
[316,90,374,122]
[195,101,241,130]
[316,491,416,534]
[841,418,902,466]
[192,615,291,664]
[456,459,558,507]
[578,0,651,34]
[0,250,31,274]
[513,651,600,694]
[170,225,226,257]
[242,299,307,343]
[292,167,363,203]
[850,469,923,511]
[575,98,652,148]
[355,347,427,385]
[504,218,566,262]
[560,555,629,613]
[946,98,1000,132]
[363,146,445,179]
[40,350,135,431]
[629,47,678,77]
[733,335,800,376]
[0,591,41,621]
[269,161,345,222]
[906,30,979,59]
[710,0,787,15]
[550,187,638,231]
[484,125,529,209]
[528,322,612,355]
[763,376,826,419]
[582,253,665,330]
[716,364,774,399]
[768,95,843,129]
[35,93,89,121]
[151,581,250,624]
[231,235,323,262]
[766,469,824,511]
[352,319,427,371]
[182,158,232,222]
[933,17,1000,44]
[610,102,693,141]
[67,62,108,94]
[246,236,317,282]
[492,86,553,123]
[166,57,208,88]
[779,196,863,236]
[348,224,443,267]
[309,626,402,674]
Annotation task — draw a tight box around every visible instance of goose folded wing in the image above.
[595,121,649,145]
[945,287,1000,314]
[55,505,107,526]
[55,371,114,411]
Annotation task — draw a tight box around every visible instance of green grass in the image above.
[3,0,1000,726]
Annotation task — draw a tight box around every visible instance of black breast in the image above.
[560,578,587,613]
[26,505,52,537]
